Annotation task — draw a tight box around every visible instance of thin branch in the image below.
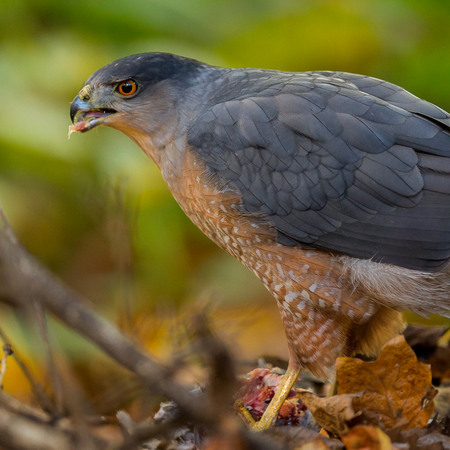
[0,393,115,450]
[0,405,73,450]
[0,390,52,424]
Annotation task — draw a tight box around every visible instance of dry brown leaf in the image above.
[296,389,359,436]
[341,425,393,450]
[336,335,437,429]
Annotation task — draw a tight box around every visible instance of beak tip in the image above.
[70,96,80,123]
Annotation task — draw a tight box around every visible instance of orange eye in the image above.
[116,79,138,96]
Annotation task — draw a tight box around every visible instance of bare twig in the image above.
[0,390,52,423]
[0,394,115,450]
[0,404,74,450]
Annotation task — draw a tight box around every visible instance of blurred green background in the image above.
[0,0,449,404]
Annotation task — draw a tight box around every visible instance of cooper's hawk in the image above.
[70,53,450,430]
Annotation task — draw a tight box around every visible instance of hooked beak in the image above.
[68,87,116,138]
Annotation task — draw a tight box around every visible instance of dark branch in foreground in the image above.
[0,229,215,423]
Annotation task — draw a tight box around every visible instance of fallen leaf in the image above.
[341,425,392,450]
[296,389,359,436]
[336,335,437,429]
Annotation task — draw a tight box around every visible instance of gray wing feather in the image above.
[188,71,450,271]
[315,71,450,127]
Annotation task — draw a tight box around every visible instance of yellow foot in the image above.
[240,364,301,431]
[238,405,257,428]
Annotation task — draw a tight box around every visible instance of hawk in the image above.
[70,53,450,429]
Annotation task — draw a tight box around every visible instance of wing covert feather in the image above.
[188,71,450,270]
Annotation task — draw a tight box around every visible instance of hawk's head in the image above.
[69,52,206,139]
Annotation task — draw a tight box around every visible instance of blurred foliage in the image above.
[0,0,449,402]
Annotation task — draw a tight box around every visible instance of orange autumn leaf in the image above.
[336,335,437,429]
